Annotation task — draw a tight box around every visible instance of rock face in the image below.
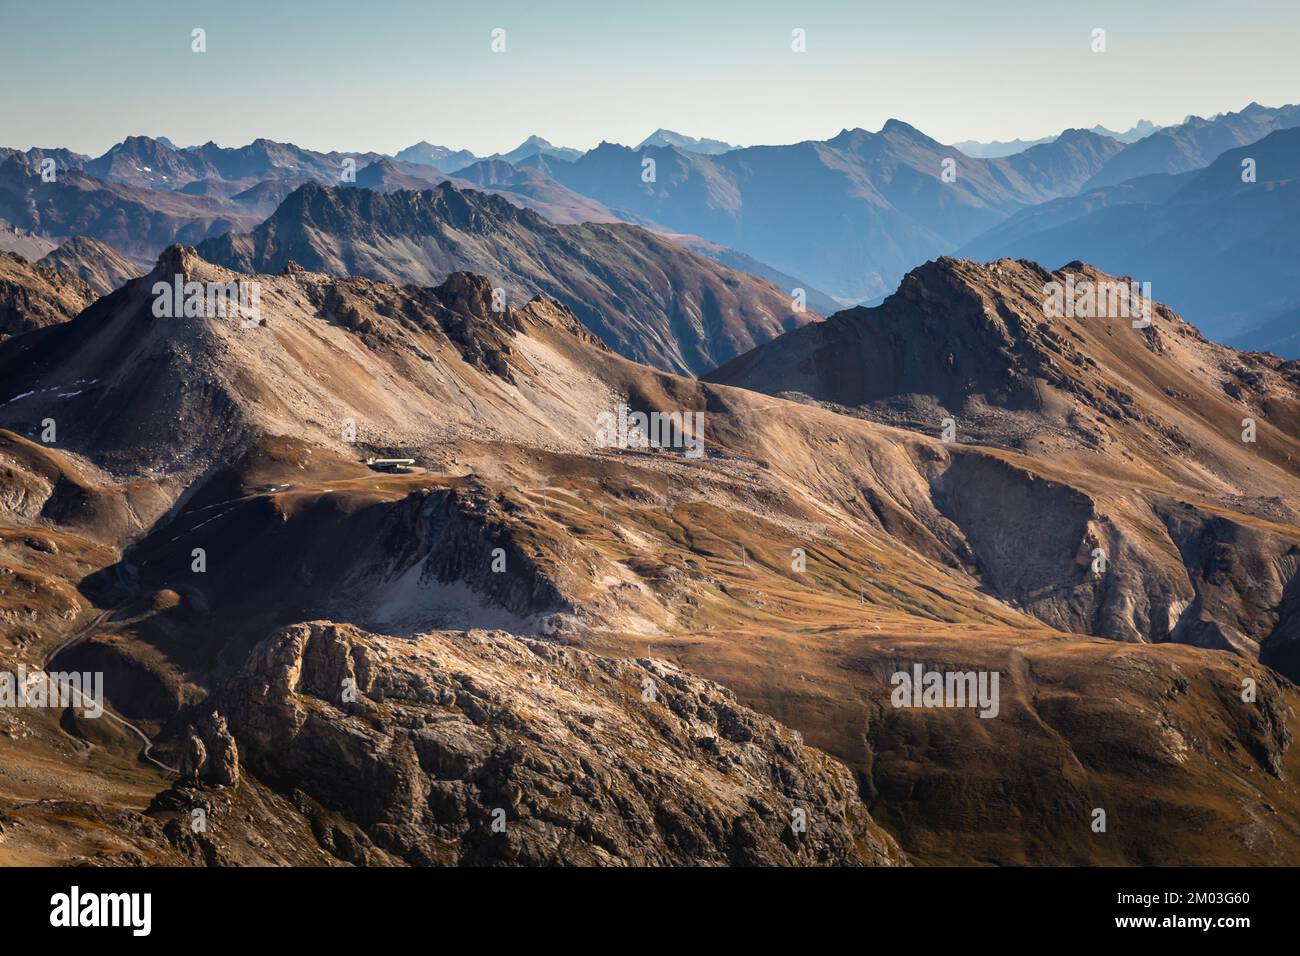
[181,713,240,787]
[217,621,905,866]
[0,249,94,339]
[38,236,140,296]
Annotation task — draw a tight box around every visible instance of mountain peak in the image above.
[194,176,812,375]
[151,244,206,279]
[880,118,940,143]
[880,118,916,134]
[635,129,737,154]
[704,254,1262,468]
[393,141,478,172]
[106,134,174,156]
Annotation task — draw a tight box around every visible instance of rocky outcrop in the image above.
[0,249,93,339]
[181,713,240,787]
[313,272,531,384]
[216,621,905,866]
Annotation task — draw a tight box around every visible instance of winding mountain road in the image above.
[38,607,178,775]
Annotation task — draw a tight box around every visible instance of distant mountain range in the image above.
[392,141,479,173]
[481,135,583,165]
[0,145,88,172]
[394,135,585,174]
[0,141,833,331]
[541,120,1126,302]
[0,154,261,262]
[635,129,736,154]
[4,102,1298,356]
[955,120,1160,158]
[82,135,388,192]
[1080,102,1300,190]
[393,131,735,173]
[450,159,620,225]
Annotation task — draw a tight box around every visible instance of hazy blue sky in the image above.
[2,0,1296,155]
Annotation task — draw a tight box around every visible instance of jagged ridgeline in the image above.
[196,181,815,376]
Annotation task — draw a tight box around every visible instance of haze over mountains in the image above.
[635,129,737,154]
[537,121,1129,303]
[82,135,389,193]
[392,141,480,173]
[1080,102,1300,189]
[394,130,736,173]
[0,153,262,262]
[955,120,1161,158]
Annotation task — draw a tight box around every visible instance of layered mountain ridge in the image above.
[540,120,1127,302]
[3,248,1300,865]
[195,181,816,375]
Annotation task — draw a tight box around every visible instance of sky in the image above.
[2,0,1297,156]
